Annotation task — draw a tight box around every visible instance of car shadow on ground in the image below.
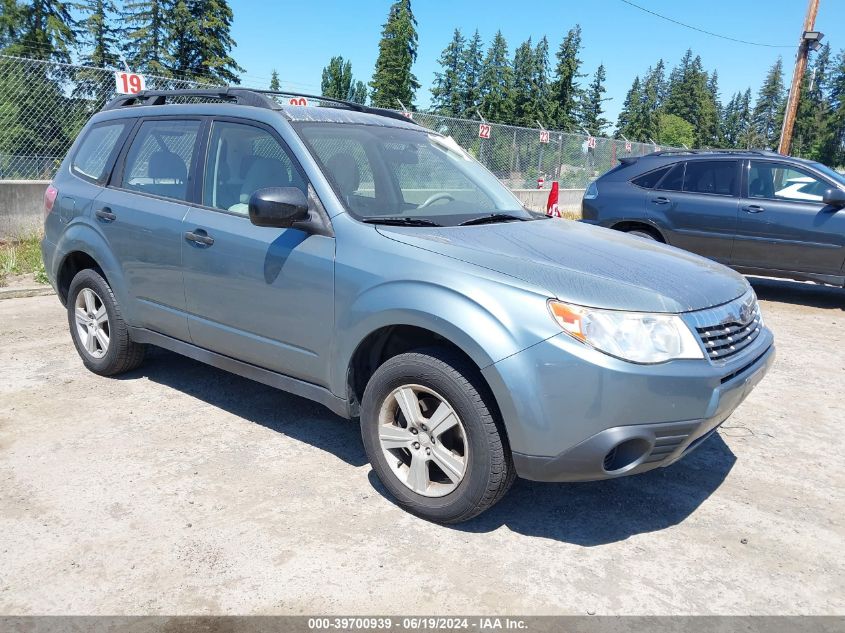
[123,347,369,468]
[369,433,735,545]
[748,276,844,310]
[125,347,736,546]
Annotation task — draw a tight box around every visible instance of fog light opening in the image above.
[603,438,651,473]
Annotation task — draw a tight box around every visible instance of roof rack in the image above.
[102,88,415,125]
[647,149,778,157]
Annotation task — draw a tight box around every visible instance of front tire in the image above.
[67,268,145,376]
[627,228,658,241]
[361,348,514,523]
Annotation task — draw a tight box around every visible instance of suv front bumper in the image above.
[481,326,774,482]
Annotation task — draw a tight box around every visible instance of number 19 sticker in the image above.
[115,71,146,95]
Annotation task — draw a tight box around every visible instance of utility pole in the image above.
[778,0,821,155]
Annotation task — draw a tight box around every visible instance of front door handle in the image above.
[184,230,215,247]
[651,196,670,205]
[95,207,116,222]
[742,205,765,214]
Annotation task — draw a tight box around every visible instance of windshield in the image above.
[810,162,845,188]
[294,122,534,226]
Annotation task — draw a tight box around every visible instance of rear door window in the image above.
[72,121,130,183]
[683,160,738,196]
[120,119,201,202]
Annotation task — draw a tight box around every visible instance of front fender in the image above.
[330,277,557,399]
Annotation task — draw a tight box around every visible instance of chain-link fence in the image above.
[0,54,678,185]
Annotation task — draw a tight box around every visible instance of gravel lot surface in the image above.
[0,278,843,615]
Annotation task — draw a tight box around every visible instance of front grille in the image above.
[689,292,762,361]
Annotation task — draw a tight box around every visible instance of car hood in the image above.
[376,219,749,313]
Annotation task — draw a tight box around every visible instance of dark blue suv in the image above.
[581,150,845,287]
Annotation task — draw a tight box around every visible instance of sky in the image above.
[228,0,844,128]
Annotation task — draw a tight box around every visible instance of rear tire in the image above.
[627,228,659,241]
[67,268,145,376]
[361,347,515,524]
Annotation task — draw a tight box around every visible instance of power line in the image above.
[618,0,794,48]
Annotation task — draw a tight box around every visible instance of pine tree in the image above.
[665,50,719,147]
[793,44,831,159]
[349,80,367,104]
[8,0,77,62]
[532,35,552,124]
[477,30,512,123]
[430,28,464,117]
[639,61,667,142]
[819,49,845,166]
[369,0,419,109]
[751,57,785,149]
[122,0,170,75]
[579,64,609,135]
[78,0,120,68]
[550,25,584,130]
[269,69,280,91]
[615,75,643,140]
[460,29,483,116]
[511,37,535,126]
[166,0,243,84]
[321,56,354,100]
[0,0,24,50]
[738,88,753,149]
[707,70,723,146]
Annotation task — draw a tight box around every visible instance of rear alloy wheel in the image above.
[67,268,145,376]
[627,228,658,241]
[361,348,515,523]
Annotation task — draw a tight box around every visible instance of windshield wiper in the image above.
[361,216,443,227]
[458,213,529,226]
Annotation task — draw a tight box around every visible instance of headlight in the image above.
[548,300,704,364]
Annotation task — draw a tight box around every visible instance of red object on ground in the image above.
[546,181,561,218]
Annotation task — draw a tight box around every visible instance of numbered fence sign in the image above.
[401,111,413,120]
[539,130,550,144]
[625,141,632,152]
[289,97,308,106]
[115,72,146,95]
[478,123,491,139]
[587,136,597,149]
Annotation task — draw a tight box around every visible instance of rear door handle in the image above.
[651,196,670,205]
[742,205,765,214]
[95,207,116,222]
[184,230,215,247]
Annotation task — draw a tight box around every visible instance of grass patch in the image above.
[0,233,48,287]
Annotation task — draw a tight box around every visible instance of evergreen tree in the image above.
[166,0,243,84]
[665,50,718,147]
[550,25,584,130]
[122,0,170,75]
[707,70,723,145]
[369,0,419,108]
[819,49,845,166]
[0,0,24,50]
[460,29,483,116]
[430,28,464,117]
[751,57,785,149]
[77,0,120,68]
[615,75,643,140]
[737,88,754,149]
[579,63,609,135]
[532,35,552,124]
[638,61,667,142]
[269,69,280,91]
[8,0,77,62]
[321,55,354,100]
[349,80,367,104]
[511,37,535,126]
[722,91,744,148]
[793,44,831,159]
[477,30,512,123]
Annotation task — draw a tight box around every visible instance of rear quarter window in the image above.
[631,165,672,189]
[71,121,129,183]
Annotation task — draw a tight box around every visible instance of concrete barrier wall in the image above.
[0,180,49,239]
[0,180,584,239]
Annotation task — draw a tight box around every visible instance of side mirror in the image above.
[822,187,845,208]
[248,187,309,228]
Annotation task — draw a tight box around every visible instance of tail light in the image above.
[44,184,58,218]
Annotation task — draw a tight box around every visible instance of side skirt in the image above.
[732,266,845,287]
[128,327,351,419]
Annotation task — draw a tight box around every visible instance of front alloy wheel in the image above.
[378,384,468,497]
